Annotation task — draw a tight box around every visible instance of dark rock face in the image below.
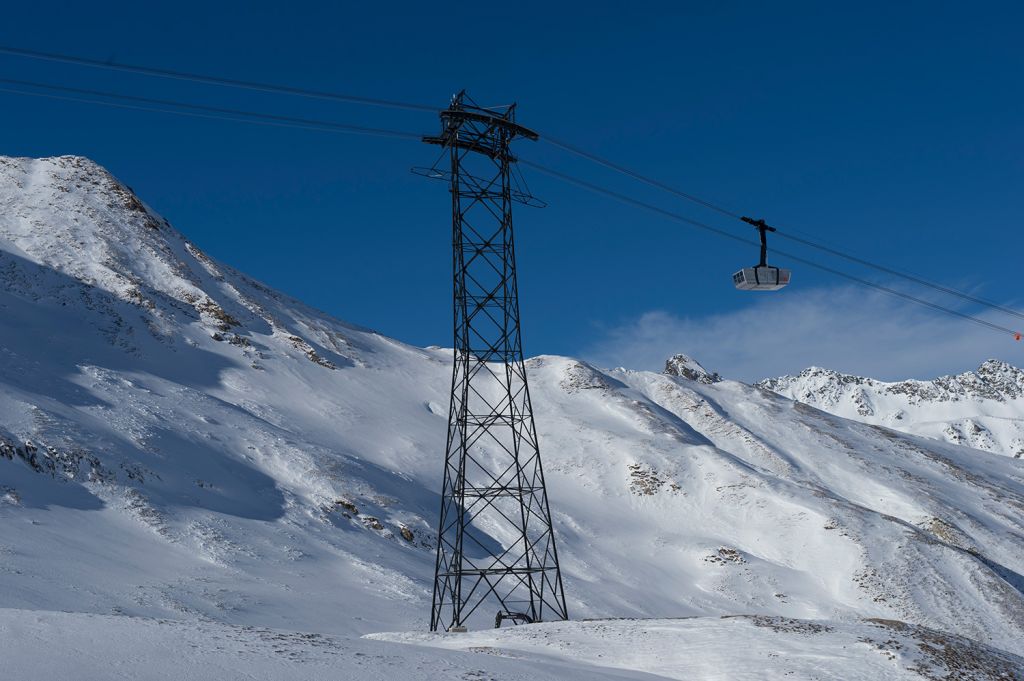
[663,354,721,384]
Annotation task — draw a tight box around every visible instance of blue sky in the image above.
[1,2,1022,380]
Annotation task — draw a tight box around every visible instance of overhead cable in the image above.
[0,78,422,139]
[521,159,1021,339]
[541,135,1024,323]
[0,45,436,112]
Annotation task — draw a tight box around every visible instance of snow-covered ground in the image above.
[4,608,1022,681]
[374,616,1024,680]
[1,155,1023,679]
[0,608,652,681]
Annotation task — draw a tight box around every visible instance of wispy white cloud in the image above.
[581,286,1022,383]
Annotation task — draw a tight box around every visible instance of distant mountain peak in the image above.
[762,360,1024,403]
[663,353,721,384]
[759,360,1024,457]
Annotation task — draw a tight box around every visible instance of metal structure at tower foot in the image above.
[420,92,568,632]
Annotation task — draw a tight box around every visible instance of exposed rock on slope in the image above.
[663,353,721,384]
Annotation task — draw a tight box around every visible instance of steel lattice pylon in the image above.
[420,92,568,632]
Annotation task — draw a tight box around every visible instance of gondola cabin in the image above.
[732,266,791,291]
[735,217,792,291]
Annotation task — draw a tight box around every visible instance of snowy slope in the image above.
[759,362,1024,458]
[374,616,1024,681]
[1,156,1023,679]
[4,608,1022,681]
[0,608,653,681]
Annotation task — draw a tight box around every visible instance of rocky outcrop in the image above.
[664,354,721,384]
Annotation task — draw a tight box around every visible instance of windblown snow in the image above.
[1,156,1023,680]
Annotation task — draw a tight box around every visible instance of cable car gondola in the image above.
[733,217,791,291]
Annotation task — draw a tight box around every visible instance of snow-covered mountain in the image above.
[759,362,1024,458]
[1,156,1023,680]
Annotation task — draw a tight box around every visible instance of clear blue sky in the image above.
[2,2,1022,379]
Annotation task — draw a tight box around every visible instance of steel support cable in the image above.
[540,135,1024,323]
[770,230,1024,322]
[0,79,422,140]
[5,45,1017,319]
[0,45,436,112]
[2,49,1015,334]
[520,159,1021,339]
[542,134,744,219]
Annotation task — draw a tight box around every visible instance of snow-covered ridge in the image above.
[1,155,1024,677]
[759,361,1024,457]
[0,155,370,358]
